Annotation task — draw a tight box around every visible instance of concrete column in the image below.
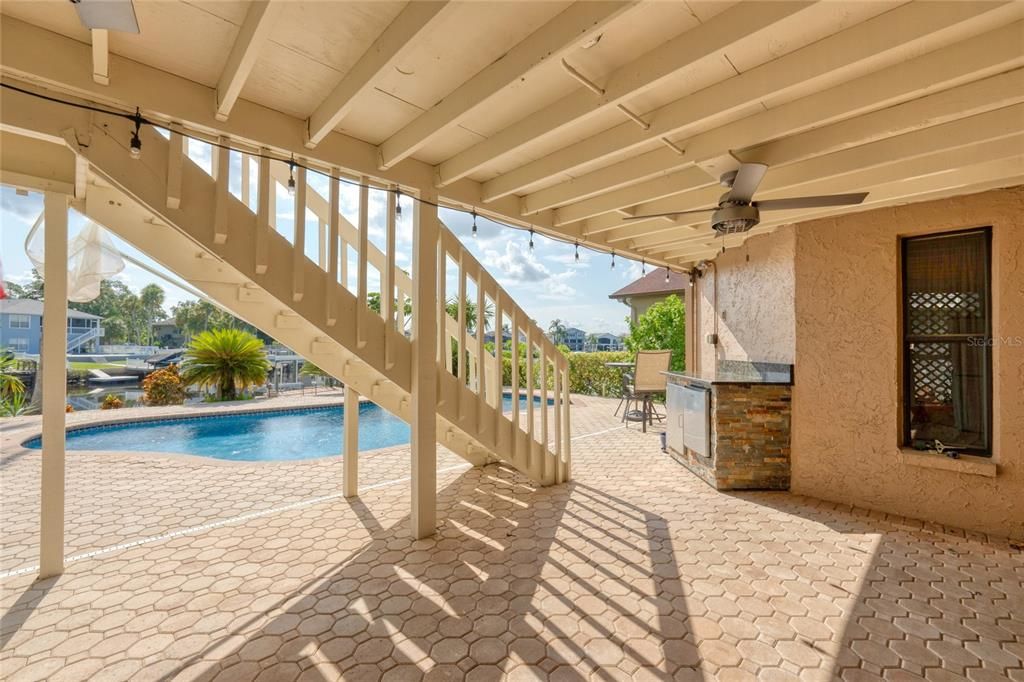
[39,192,68,579]
[410,189,438,539]
[343,385,359,498]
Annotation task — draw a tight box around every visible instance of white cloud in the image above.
[482,241,552,283]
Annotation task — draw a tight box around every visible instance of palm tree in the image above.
[548,319,568,345]
[180,328,270,401]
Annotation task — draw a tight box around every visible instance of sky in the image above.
[1,140,646,336]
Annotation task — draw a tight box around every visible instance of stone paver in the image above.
[1,394,1022,681]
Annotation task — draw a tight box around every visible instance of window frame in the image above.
[8,314,31,329]
[900,226,993,457]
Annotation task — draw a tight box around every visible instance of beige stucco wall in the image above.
[791,186,1024,540]
[693,226,796,372]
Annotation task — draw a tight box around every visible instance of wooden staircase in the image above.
[75,120,571,487]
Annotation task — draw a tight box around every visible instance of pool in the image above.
[25,394,548,462]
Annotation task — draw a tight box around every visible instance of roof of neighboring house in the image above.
[0,298,102,319]
[608,269,689,301]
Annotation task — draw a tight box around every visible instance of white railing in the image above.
[176,138,570,483]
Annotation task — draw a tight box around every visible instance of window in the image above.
[8,314,30,329]
[902,228,992,455]
[6,337,29,352]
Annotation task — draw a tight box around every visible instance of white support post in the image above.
[344,385,359,497]
[437,248,447,370]
[510,308,520,460]
[562,362,571,481]
[526,328,535,468]
[254,150,270,274]
[39,191,68,579]
[292,163,306,302]
[457,255,467,385]
[475,269,486,402]
[553,362,562,483]
[540,351,548,480]
[326,171,340,325]
[356,176,369,348]
[411,189,439,539]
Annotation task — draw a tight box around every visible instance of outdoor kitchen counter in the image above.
[662,362,793,491]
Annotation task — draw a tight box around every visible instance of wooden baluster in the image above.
[510,308,520,460]
[318,219,328,270]
[292,163,306,302]
[457,253,467,386]
[254,150,269,274]
[326,171,340,326]
[540,348,548,479]
[492,293,503,410]
[526,326,535,468]
[166,130,184,209]
[384,186,397,369]
[562,361,571,481]
[340,238,348,291]
[436,246,447,368]
[356,176,369,348]
[213,137,229,244]
[553,360,562,483]
[240,153,251,208]
[476,269,486,402]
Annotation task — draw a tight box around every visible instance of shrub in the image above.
[65,404,74,413]
[143,364,187,406]
[100,394,124,410]
[567,351,632,397]
[625,294,685,371]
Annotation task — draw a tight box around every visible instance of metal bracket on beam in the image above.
[560,58,604,96]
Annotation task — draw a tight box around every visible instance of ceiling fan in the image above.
[622,163,868,235]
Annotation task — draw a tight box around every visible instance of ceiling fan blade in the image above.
[621,208,716,221]
[726,163,768,203]
[754,192,869,211]
[73,0,140,33]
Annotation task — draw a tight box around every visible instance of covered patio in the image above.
[1,0,1023,680]
[3,396,1021,681]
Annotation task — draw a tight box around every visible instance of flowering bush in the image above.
[100,394,124,410]
[143,364,187,406]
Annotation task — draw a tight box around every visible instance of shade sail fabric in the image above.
[26,215,126,303]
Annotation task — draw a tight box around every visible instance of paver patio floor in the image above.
[1,395,1021,681]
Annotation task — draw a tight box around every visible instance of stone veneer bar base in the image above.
[666,376,792,491]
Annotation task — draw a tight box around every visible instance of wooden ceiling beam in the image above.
[304,1,452,149]
[487,1,1022,204]
[376,0,635,170]
[215,0,279,122]
[433,0,814,187]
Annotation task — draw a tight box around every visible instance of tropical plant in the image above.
[1,391,30,417]
[547,319,568,346]
[100,394,124,410]
[180,328,271,401]
[172,300,266,343]
[625,294,685,372]
[0,352,26,399]
[142,364,187,406]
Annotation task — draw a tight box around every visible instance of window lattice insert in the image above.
[910,344,953,404]
[908,291,982,336]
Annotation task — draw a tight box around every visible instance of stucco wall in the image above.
[693,226,796,372]
[791,186,1024,540]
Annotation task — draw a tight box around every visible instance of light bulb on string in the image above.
[395,190,402,219]
[129,108,142,159]
[286,157,296,197]
[611,251,616,270]
[665,267,671,284]
[574,242,580,263]
[471,210,478,238]
[641,259,646,275]
[528,229,534,252]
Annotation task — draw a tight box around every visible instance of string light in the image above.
[471,209,478,238]
[1,82,672,275]
[665,267,671,283]
[641,259,646,275]
[574,242,579,263]
[129,108,142,159]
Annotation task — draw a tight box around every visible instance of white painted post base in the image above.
[343,385,359,498]
[39,191,69,579]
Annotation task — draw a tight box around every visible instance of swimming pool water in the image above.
[26,395,547,462]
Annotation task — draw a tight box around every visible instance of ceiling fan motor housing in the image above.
[711,204,759,235]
